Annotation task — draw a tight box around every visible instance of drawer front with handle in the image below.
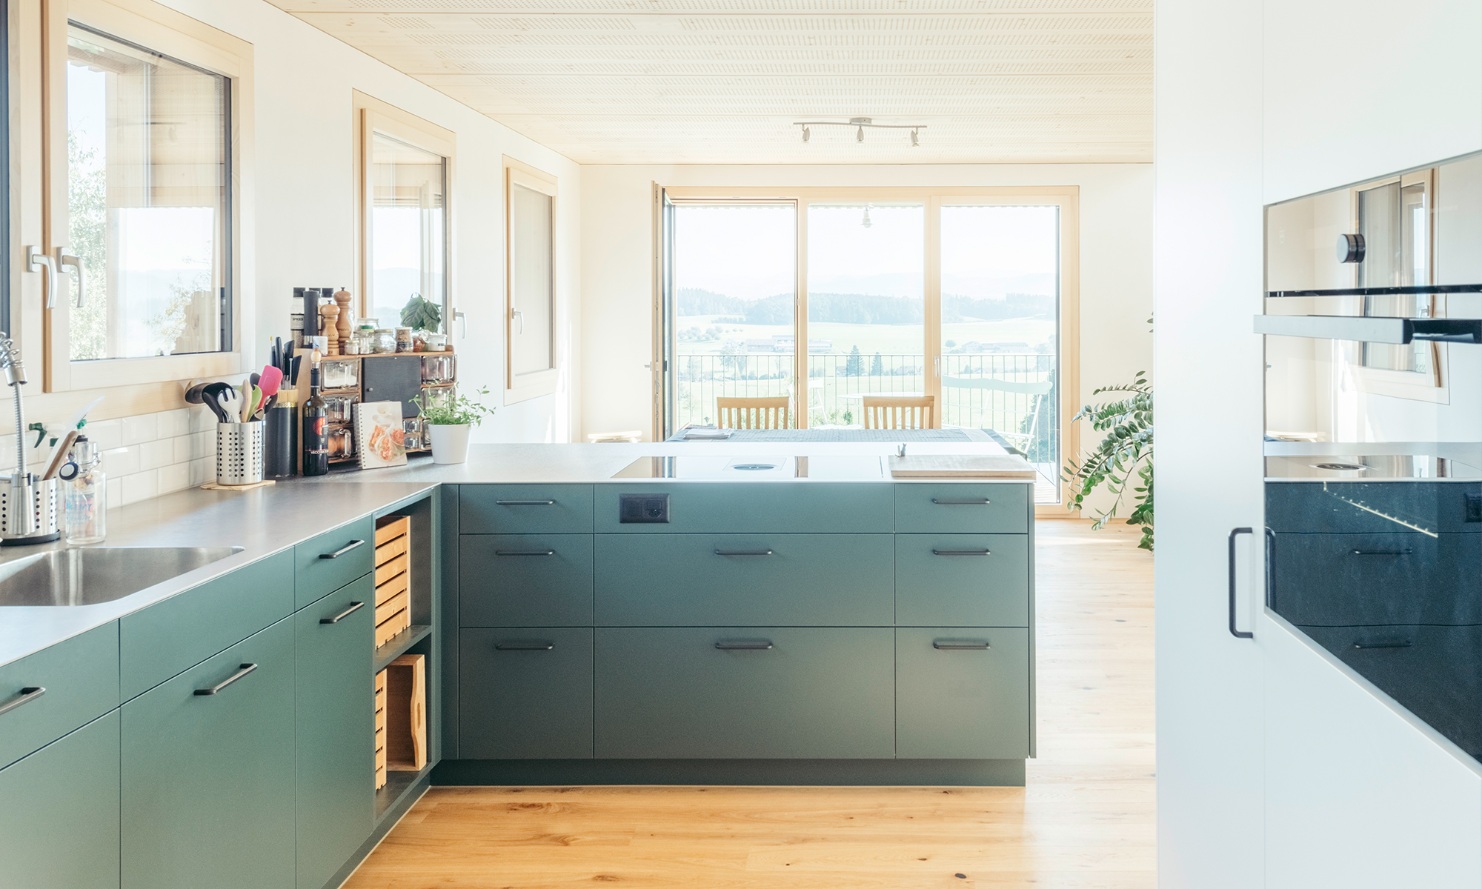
[894,483,1030,534]
[593,483,893,534]
[120,550,294,701]
[1270,531,1480,626]
[896,627,1031,759]
[460,485,594,534]
[295,515,376,610]
[594,534,893,626]
[460,628,593,759]
[0,622,119,771]
[594,627,894,759]
[460,535,594,627]
[895,534,1031,627]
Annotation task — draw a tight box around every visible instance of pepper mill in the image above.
[333,287,353,352]
[319,303,340,356]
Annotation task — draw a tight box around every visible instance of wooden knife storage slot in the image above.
[373,669,388,790]
[373,516,412,648]
[382,654,427,773]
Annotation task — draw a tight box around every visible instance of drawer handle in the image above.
[194,663,258,696]
[1350,548,1413,556]
[932,548,992,557]
[933,639,991,650]
[319,539,366,560]
[1353,639,1413,650]
[715,640,774,651]
[495,499,557,506]
[495,550,556,557]
[931,498,992,506]
[320,601,366,624]
[0,686,45,717]
[713,549,774,557]
[495,641,556,651]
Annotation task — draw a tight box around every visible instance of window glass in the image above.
[0,0,9,337]
[66,24,230,361]
[368,132,446,331]
[509,182,553,376]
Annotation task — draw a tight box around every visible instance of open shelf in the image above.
[374,766,431,823]
[374,624,432,673]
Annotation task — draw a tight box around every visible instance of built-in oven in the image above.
[1260,152,1482,762]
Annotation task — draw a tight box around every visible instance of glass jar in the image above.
[326,427,355,460]
[373,329,396,354]
[321,359,359,390]
[395,327,414,353]
[324,394,358,424]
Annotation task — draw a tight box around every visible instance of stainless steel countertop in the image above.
[0,480,435,668]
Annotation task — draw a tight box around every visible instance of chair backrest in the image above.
[716,396,790,430]
[862,394,935,430]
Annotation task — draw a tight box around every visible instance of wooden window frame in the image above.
[504,156,558,404]
[353,91,455,333]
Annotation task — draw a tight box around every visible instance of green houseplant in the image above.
[412,385,494,464]
[400,293,442,333]
[1063,372,1154,550]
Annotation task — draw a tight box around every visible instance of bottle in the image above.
[302,351,329,476]
[62,435,106,545]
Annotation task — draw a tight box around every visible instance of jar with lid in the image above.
[373,329,396,354]
[395,327,414,353]
[62,436,105,545]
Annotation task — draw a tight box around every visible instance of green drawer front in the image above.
[460,628,593,760]
[896,628,1031,759]
[294,515,375,610]
[593,483,894,534]
[594,534,893,627]
[0,712,120,889]
[594,627,894,759]
[461,485,594,534]
[294,576,374,889]
[460,535,594,627]
[0,622,119,770]
[120,550,294,701]
[121,618,296,889]
[894,483,1030,534]
[895,535,1031,627]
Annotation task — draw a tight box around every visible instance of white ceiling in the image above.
[268,1,1153,165]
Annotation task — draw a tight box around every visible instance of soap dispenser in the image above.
[61,435,105,545]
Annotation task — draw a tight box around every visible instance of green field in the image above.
[675,316,1055,356]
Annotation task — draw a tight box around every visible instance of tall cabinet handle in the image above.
[1228,527,1254,639]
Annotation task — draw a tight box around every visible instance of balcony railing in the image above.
[673,351,1057,463]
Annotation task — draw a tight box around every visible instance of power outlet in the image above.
[619,493,670,524]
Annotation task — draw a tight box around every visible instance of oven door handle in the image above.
[1228,527,1255,639]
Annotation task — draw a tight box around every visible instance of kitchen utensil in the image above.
[290,355,302,388]
[259,364,283,399]
[249,372,261,388]
[201,382,234,424]
[41,430,79,480]
[184,382,210,406]
[217,387,241,425]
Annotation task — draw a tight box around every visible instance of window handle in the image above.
[454,309,467,340]
[25,247,58,309]
[511,307,524,333]
[55,248,85,308]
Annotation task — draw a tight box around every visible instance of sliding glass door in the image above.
[658,187,1074,506]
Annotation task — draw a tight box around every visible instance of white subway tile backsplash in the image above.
[121,415,157,446]
[157,409,191,438]
[86,419,122,451]
[140,439,173,471]
[121,470,159,505]
[158,462,190,495]
[190,408,217,434]
[106,476,122,507]
[188,456,214,487]
[104,446,141,477]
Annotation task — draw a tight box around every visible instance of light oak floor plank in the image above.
[345,519,1154,889]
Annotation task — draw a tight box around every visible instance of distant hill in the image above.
[679,287,1053,324]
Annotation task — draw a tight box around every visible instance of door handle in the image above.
[1228,527,1254,639]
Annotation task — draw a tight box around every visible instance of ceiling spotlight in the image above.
[794,117,926,146]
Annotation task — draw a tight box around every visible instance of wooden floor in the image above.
[345,519,1155,889]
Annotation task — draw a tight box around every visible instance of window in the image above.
[14,0,250,394]
[659,187,1077,507]
[0,0,9,339]
[505,158,558,402]
[356,93,452,338]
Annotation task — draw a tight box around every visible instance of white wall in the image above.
[579,163,1153,451]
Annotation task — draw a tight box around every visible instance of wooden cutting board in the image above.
[888,454,1038,479]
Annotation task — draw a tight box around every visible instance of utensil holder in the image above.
[263,405,297,479]
[0,476,60,544]
[216,422,265,486]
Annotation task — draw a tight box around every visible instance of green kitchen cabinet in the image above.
[295,575,374,889]
[894,483,1030,534]
[121,617,296,889]
[896,628,1031,759]
[894,534,1031,627]
[0,621,118,770]
[459,534,594,627]
[460,627,593,759]
[0,712,121,889]
[294,516,376,610]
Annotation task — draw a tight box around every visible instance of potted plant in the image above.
[1063,372,1154,550]
[400,293,442,334]
[412,385,494,464]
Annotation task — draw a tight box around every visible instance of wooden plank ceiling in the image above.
[266,1,1153,165]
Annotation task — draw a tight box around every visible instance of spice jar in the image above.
[395,327,414,353]
[373,329,396,354]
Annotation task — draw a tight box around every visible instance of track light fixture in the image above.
[794,117,927,147]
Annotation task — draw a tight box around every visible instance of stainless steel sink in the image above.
[0,546,243,606]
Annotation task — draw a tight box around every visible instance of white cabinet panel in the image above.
[1264,622,1482,888]
[1263,0,1482,203]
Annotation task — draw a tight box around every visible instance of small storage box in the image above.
[383,653,427,772]
[373,516,411,647]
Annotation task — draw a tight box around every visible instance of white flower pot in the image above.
[428,423,472,464]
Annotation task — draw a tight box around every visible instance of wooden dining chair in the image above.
[862,394,935,430]
[716,396,791,429]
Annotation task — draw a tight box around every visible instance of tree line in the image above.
[678,288,1052,324]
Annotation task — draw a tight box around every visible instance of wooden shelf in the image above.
[374,624,432,673]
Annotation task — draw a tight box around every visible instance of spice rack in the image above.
[301,349,457,467]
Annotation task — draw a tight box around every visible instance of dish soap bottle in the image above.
[62,435,105,545]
